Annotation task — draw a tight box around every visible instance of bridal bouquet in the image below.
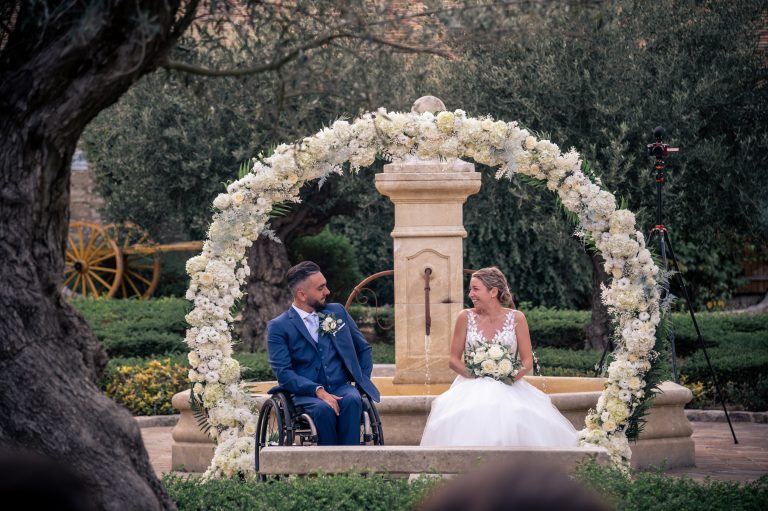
[464,343,524,385]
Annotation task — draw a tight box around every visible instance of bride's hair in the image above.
[471,267,516,308]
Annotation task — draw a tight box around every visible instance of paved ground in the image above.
[664,422,768,482]
[142,421,768,482]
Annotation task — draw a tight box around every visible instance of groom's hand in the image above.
[316,387,343,415]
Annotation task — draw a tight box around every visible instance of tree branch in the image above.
[160,28,453,77]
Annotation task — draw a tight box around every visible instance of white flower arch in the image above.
[184,108,662,478]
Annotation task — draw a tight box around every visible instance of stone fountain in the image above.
[171,97,695,473]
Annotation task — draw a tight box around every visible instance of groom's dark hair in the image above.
[286,261,321,293]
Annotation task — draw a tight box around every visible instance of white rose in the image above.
[472,351,487,364]
[497,358,514,375]
[199,273,214,286]
[487,344,505,360]
[213,194,231,210]
[480,359,497,373]
[524,136,536,150]
[188,351,201,368]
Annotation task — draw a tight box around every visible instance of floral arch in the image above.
[184,108,663,478]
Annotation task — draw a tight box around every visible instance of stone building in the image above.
[69,148,104,224]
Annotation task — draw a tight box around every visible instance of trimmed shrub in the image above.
[161,463,768,511]
[72,297,191,357]
[290,228,363,304]
[349,305,395,344]
[163,472,437,511]
[102,358,188,415]
[525,308,590,349]
[577,461,768,511]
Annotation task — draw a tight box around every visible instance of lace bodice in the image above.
[465,309,518,352]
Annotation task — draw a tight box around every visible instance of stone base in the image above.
[630,437,696,470]
[258,445,610,475]
[171,443,215,473]
[172,377,695,472]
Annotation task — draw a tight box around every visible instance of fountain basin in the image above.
[172,376,694,472]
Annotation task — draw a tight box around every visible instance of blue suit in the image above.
[267,302,380,445]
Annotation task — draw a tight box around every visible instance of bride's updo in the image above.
[471,267,516,308]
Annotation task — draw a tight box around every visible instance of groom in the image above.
[267,261,380,445]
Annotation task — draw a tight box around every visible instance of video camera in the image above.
[646,126,680,158]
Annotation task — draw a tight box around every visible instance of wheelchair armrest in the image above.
[266,386,302,419]
[267,385,288,395]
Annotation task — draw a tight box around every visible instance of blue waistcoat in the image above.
[316,331,352,390]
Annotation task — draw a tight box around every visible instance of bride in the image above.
[420,267,578,447]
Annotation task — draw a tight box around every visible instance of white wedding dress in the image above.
[420,310,578,447]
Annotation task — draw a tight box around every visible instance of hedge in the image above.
[162,463,768,511]
[72,297,191,357]
[163,472,435,511]
[78,298,766,411]
[74,297,768,354]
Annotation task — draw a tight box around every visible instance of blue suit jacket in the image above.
[267,302,380,402]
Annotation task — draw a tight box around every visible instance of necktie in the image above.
[306,313,319,342]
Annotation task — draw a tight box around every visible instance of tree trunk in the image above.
[585,252,612,350]
[0,2,196,508]
[242,238,294,352]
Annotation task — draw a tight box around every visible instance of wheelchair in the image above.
[254,385,384,477]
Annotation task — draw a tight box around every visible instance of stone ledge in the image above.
[685,409,768,423]
[372,364,395,377]
[259,445,609,475]
[135,415,180,428]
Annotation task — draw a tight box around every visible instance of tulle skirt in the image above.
[420,375,578,447]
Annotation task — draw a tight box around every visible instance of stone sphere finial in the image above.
[411,96,446,114]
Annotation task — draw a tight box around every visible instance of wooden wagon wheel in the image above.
[64,221,124,298]
[105,222,161,299]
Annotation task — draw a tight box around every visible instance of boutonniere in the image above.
[317,312,345,336]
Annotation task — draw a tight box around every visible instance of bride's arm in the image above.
[448,310,472,378]
[513,311,534,382]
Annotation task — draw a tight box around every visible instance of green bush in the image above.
[536,347,601,377]
[577,462,768,511]
[290,228,363,305]
[163,472,436,511]
[72,297,191,357]
[102,358,188,415]
[525,308,590,349]
[162,463,768,511]
[349,305,395,344]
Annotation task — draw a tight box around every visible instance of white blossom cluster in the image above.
[186,108,661,476]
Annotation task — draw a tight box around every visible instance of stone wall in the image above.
[70,148,104,224]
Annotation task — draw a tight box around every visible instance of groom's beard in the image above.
[308,298,327,312]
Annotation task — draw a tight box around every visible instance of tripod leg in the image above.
[662,230,738,444]
[650,229,681,383]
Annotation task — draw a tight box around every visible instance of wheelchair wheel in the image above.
[360,394,384,445]
[255,394,294,480]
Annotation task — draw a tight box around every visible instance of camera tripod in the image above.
[596,127,738,444]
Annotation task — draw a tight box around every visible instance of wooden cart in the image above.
[64,221,202,299]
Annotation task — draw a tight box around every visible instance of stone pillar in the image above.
[375,160,481,384]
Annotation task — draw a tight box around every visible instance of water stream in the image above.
[423,334,432,395]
